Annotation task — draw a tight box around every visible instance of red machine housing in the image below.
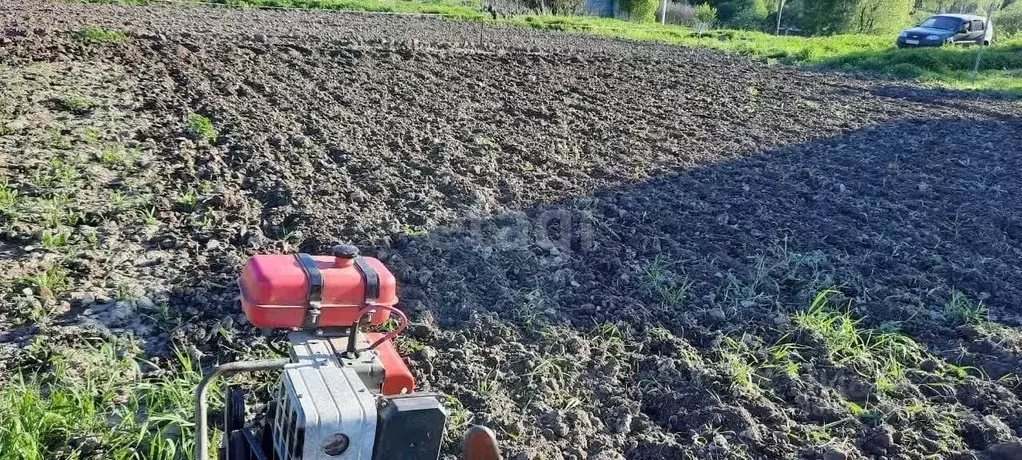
[239,253,398,329]
[365,332,416,395]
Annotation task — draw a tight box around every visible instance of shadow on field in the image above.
[373,113,1022,457]
[396,113,1022,337]
[867,83,1022,116]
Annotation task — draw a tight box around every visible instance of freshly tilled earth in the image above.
[2,1,1022,459]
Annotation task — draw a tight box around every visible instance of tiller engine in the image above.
[194,245,480,460]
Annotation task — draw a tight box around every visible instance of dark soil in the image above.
[2,1,1022,459]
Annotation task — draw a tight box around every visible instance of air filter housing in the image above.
[274,363,378,460]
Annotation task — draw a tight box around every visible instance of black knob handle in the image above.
[332,244,360,259]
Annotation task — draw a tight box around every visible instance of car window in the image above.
[973,20,985,31]
[919,16,962,30]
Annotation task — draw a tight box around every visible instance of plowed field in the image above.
[2,2,1022,459]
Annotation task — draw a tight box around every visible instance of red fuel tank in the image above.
[239,246,398,329]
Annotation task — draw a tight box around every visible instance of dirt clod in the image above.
[988,441,1022,460]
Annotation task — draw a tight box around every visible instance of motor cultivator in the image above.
[194,245,501,460]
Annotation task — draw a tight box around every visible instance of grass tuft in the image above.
[186,114,218,142]
[794,289,927,393]
[0,180,19,217]
[98,146,137,168]
[41,194,83,228]
[73,27,128,43]
[640,256,693,308]
[942,290,987,326]
[21,265,70,298]
[176,187,200,210]
[58,94,97,114]
[40,229,71,249]
[715,334,803,396]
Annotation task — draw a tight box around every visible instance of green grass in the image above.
[640,256,693,308]
[941,290,987,326]
[186,114,218,143]
[0,180,19,217]
[41,194,83,228]
[0,340,220,460]
[40,229,71,249]
[22,265,70,297]
[98,146,138,168]
[140,206,160,229]
[822,43,1022,93]
[793,290,927,393]
[73,26,128,43]
[714,334,803,397]
[57,93,97,114]
[49,159,79,187]
[506,15,893,58]
[176,187,200,210]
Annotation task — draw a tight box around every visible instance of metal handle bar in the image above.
[195,358,290,460]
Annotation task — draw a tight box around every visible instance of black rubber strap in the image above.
[353,257,379,304]
[296,253,324,328]
[295,253,323,303]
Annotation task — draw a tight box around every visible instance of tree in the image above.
[625,0,660,21]
[715,0,768,21]
[794,0,858,34]
[916,0,983,13]
[852,0,914,33]
[790,0,913,35]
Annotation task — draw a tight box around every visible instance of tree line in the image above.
[667,0,1014,35]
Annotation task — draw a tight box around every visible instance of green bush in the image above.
[729,5,769,30]
[695,3,719,24]
[997,10,1022,37]
[793,0,856,35]
[625,0,659,22]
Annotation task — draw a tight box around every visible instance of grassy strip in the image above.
[507,15,1022,93]
[0,339,220,460]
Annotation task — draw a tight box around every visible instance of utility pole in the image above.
[775,0,786,35]
[659,0,667,24]
[971,3,996,83]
